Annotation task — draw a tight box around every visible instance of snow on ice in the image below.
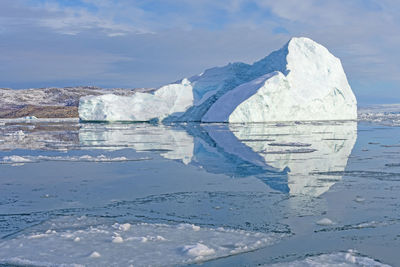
[0,216,284,267]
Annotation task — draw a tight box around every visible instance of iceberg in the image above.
[79,79,193,121]
[79,37,357,122]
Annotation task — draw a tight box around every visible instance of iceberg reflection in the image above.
[0,120,356,197]
[79,121,357,197]
[230,122,357,196]
[79,123,194,164]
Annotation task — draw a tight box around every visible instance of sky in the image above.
[0,0,399,104]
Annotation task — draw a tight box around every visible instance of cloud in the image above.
[0,0,400,103]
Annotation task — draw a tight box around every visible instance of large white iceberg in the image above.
[79,37,357,122]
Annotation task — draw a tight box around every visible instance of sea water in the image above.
[0,118,398,266]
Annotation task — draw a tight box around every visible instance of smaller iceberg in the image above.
[79,37,357,122]
[79,79,193,121]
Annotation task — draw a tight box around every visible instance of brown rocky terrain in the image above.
[0,105,78,118]
[0,86,154,118]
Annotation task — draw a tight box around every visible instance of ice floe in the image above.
[316,218,334,226]
[0,216,284,266]
[358,104,400,126]
[266,250,391,266]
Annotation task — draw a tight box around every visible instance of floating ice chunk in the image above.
[89,251,101,258]
[181,243,215,257]
[178,223,201,231]
[118,223,131,232]
[112,236,124,243]
[74,237,81,242]
[345,251,357,264]
[2,155,33,163]
[156,235,166,241]
[354,196,365,203]
[28,234,48,239]
[266,250,391,266]
[316,218,334,226]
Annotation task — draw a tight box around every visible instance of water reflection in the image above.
[0,120,357,197]
[78,121,357,197]
[0,122,79,150]
[230,122,357,196]
[79,123,194,164]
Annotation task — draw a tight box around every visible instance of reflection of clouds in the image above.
[230,122,357,196]
[79,124,194,164]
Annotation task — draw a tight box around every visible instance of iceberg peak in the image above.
[79,37,357,122]
[203,36,357,122]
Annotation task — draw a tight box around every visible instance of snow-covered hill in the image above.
[79,37,357,122]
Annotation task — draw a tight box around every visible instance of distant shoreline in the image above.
[0,105,78,119]
[0,86,154,119]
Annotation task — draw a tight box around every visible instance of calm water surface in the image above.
[0,120,398,266]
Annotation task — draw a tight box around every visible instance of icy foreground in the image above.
[79,37,357,122]
[0,216,282,266]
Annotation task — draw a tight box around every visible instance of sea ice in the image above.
[0,216,284,267]
[112,236,124,243]
[79,37,357,122]
[316,218,334,226]
[1,155,34,163]
[266,250,391,266]
[89,251,101,258]
[358,104,400,126]
[181,243,216,257]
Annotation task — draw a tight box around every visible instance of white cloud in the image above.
[1,0,400,102]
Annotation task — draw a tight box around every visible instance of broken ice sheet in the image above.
[0,216,285,267]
